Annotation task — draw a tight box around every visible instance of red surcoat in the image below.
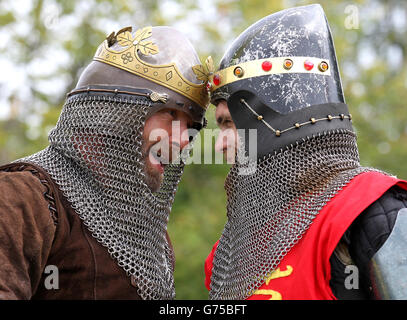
[205,171,407,300]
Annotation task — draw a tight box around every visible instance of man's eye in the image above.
[168,110,176,118]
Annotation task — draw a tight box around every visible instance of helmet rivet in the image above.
[275,130,281,137]
[327,115,333,121]
[318,61,329,72]
[257,115,263,121]
[261,61,272,72]
[340,113,345,120]
[295,123,300,128]
[283,59,293,70]
[234,66,244,78]
[310,117,316,124]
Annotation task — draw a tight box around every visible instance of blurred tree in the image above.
[0,0,406,299]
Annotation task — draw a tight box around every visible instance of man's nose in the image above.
[215,131,227,154]
[171,120,190,151]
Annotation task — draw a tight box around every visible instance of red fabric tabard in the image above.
[204,171,407,300]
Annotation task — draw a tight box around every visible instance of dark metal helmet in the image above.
[209,4,354,159]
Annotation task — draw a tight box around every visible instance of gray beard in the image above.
[142,153,163,193]
[143,165,162,193]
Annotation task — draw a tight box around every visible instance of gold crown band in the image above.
[209,56,331,91]
[93,27,209,109]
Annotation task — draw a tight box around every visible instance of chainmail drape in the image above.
[18,93,183,300]
[209,130,380,300]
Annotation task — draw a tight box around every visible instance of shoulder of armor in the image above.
[369,207,407,299]
[343,185,407,297]
[348,185,407,265]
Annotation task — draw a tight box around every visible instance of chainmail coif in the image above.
[19,93,183,300]
[209,130,381,300]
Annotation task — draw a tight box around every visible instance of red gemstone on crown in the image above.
[262,61,272,71]
[213,74,221,86]
[304,60,314,71]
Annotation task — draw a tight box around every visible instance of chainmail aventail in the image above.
[18,94,182,300]
[209,130,382,300]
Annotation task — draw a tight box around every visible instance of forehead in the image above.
[215,100,231,119]
[150,106,192,119]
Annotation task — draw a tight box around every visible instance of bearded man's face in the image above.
[142,108,193,192]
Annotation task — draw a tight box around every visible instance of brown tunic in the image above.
[0,162,173,300]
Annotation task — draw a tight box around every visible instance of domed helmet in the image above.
[77,25,208,129]
[209,3,353,159]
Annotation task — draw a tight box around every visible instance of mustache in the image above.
[147,141,182,165]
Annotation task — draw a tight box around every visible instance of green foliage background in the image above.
[0,0,406,299]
